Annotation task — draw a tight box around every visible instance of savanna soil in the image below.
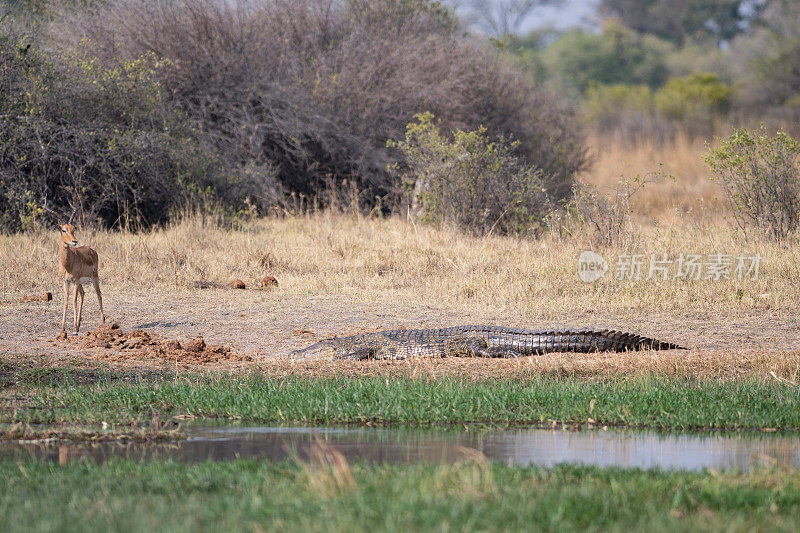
[3,132,800,383]
[1,286,798,381]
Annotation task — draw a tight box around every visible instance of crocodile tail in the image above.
[579,330,687,352]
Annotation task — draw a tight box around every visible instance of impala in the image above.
[46,206,105,337]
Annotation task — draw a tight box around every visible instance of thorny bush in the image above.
[0,30,261,230]
[706,126,800,241]
[54,0,586,214]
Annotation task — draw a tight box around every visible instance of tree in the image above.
[460,0,557,36]
[540,21,672,95]
[682,0,766,42]
[600,0,766,43]
[599,0,688,41]
[736,0,800,109]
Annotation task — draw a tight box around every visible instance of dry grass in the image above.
[2,137,799,381]
[258,349,800,382]
[302,438,357,497]
[3,209,797,317]
[579,133,722,224]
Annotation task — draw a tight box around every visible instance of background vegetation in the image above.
[1,0,585,232]
[507,0,799,141]
[1,0,799,238]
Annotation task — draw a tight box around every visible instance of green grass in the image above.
[1,459,799,532]
[6,369,800,430]
[3,366,799,531]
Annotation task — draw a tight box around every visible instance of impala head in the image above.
[43,195,80,247]
[58,224,78,247]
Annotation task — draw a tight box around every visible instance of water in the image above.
[3,423,800,471]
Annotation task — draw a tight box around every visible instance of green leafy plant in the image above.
[654,73,732,134]
[706,126,800,240]
[581,84,659,140]
[389,112,550,236]
[540,21,672,97]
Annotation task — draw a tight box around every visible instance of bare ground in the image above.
[1,287,799,380]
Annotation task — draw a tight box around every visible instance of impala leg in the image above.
[72,284,78,333]
[93,277,105,325]
[60,280,69,338]
[75,285,85,334]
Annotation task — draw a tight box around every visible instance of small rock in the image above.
[229,279,246,289]
[260,276,279,288]
[184,337,206,353]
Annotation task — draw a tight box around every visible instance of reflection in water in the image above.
[3,424,800,471]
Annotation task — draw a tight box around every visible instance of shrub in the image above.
[654,73,732,135]
[581,84,672,143]
[540,21,672,97]
[581,74,734,142]
[705,126,800,241]
[389,113,550,236]
[54,0,586,209]
[584,84,655,120]
[550,171,668,248]
[0,30,263,231]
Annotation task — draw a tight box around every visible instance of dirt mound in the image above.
[229,279,246,289]
[76,323,252,365]
[17,292,53,303]
[260,276,279,288]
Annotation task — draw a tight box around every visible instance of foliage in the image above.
[654,73,732,133]
[750,38,800,109]
[599,0,766,44]
[581,84,662,140]
[584,85,655,120]
[57,0,585,212]
[539,21,673,96]
[0,31,257,231]
[706,126,800,240]
[680,0,764,42]
[579,74,733,140]
[389,113,550,236]
[735,1,800,118]
[460,0,549,37]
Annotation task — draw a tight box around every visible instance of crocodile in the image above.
[290,325,686,360]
